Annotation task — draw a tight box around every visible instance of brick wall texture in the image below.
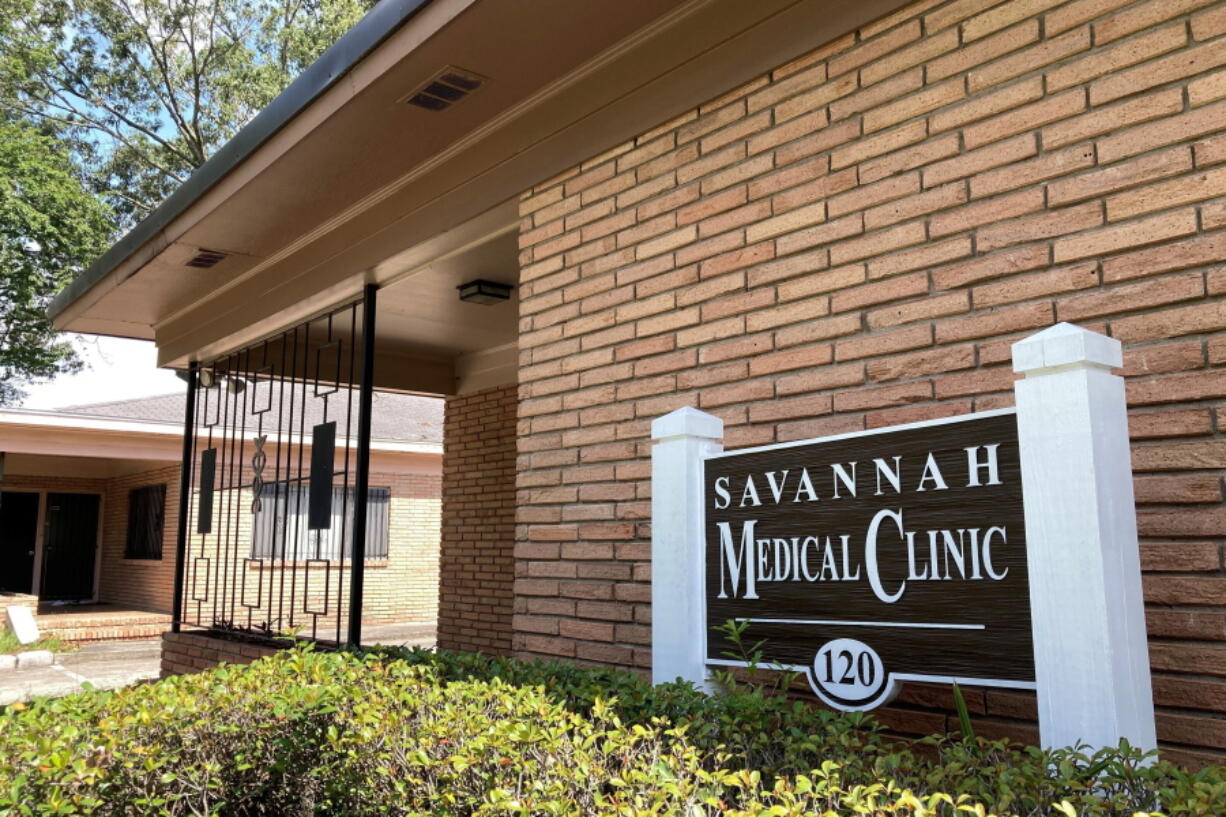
[6,462,440,631]
[513,0,1226,766]
[438,385,518,654]
[160,630,280,677]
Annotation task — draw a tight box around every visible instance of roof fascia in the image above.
[48,0,435,323]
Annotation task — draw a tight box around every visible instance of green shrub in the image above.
[0,645,1222,816]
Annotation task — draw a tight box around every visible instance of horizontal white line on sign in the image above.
[737,617,986,630]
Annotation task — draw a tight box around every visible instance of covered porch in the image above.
[0,409,185,642]
[45,0,895,655]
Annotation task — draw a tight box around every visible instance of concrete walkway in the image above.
[0,639,161,705]
[363,621,436,649]
[0,622,436,705]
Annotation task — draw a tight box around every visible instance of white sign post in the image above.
[1012,323,1156,751]
[650,322,1156,752]
[650,406,723,691]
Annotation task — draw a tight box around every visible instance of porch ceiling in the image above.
[49,0,907,395]
[3,453,170,479]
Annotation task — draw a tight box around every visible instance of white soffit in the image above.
[58,0,906,368]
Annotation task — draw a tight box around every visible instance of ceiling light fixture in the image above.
[457,279,512,305]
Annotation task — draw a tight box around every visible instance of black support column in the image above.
[347,284,378,646]
[171,361,198,633]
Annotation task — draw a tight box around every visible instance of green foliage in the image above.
[0,0,379,225]
[0,0,376,399]
[951,682,975,742]
[0,115,109,403]
[0,645,1222,816]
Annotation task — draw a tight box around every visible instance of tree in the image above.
[2,0,376,225]
[0,0,375,402]
[0,116,111,404]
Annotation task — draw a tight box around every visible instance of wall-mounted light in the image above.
[457,279,512,305]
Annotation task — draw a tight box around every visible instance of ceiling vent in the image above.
[185,249,228,268]
[405,68,485,111]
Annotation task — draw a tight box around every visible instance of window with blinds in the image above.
[125,484,166,559]
[250,483,390,561]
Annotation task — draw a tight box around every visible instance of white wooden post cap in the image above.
[651,406,723,441]
[1012,322,1123,375]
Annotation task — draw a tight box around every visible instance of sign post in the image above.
[1013,323,1155,751]
[650,322,1156,752]
[651,406,723,691]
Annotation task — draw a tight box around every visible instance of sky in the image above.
[20,335,183,410]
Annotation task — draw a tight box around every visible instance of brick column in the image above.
[437,385,517,654]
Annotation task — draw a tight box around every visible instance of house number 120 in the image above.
[811,638,889,709]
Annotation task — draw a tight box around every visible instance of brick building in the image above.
[0,393,442,641]
[46,0,1226,764]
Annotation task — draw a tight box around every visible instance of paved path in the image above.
[0,639,161,705]
[0,623,436,705]
[363,621,436,649]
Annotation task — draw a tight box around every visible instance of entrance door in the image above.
[0,492,40,593]
[40,493,101,601]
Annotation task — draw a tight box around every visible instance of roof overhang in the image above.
[0,409,440,473]
[50,0,907,394]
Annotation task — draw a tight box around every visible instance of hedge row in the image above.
[0,644,1221,816]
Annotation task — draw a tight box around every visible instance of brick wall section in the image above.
[516,0,1226,765]
[438,386,517,654]
[366,472,442,623]
[160,630,280,677]
[177,466,440,630]
[99,466,180,612]
[5,464,440,630]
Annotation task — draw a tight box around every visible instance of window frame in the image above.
[124,483,167,560]
[250,482,390,562]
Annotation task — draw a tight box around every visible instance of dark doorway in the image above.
[40,493,101,602]
[0,492,40,594]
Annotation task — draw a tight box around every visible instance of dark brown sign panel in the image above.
[704,410,1034,710]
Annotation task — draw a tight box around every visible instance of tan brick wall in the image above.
[515,0,1226,765]
[99,466,180,612]
[7,461,440,629]
[160,630,280,677]
[438,386,517,654]
[179,466,440,632]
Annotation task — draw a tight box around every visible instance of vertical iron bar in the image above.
[289,323,311,629]
[216,353,238,627]
[268,329,290,631]
[230,347,251,626]
[171,362,198,633]
[347,284,378,646]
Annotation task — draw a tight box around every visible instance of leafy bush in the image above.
[0,645,1221,816]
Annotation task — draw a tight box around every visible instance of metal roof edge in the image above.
[48,0,434,321]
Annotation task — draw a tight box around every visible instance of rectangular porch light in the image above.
[457,279,512,305]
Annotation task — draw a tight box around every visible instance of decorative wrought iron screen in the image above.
[174,290,377,645]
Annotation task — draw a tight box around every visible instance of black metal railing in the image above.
[172,286,377,645]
